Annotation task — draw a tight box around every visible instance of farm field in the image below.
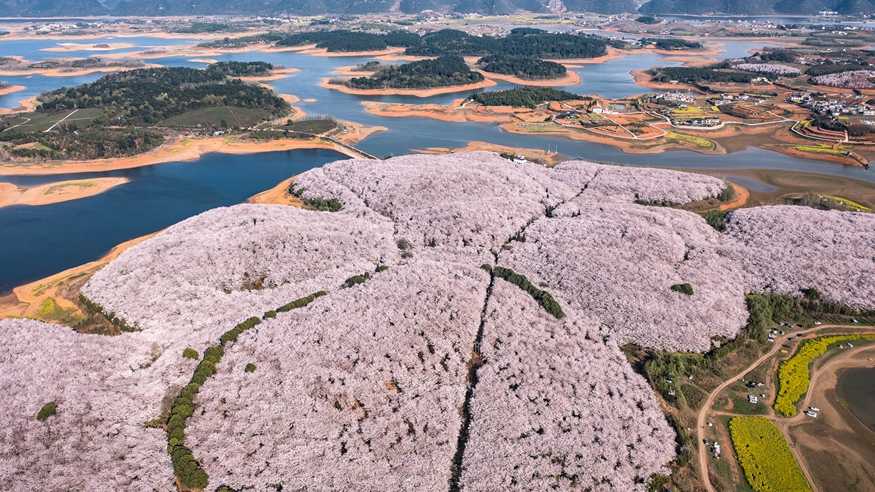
[774,334,875,416]
[728,416,811,492]
[159,106,274,129]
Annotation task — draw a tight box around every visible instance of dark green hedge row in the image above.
[289,184,343,212]
[165,290,328,489]
[487,265,565,319]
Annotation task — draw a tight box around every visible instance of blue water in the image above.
[0,35,871,292]
[0,149,344,292]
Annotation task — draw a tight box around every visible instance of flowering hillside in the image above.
[1,152,872,490]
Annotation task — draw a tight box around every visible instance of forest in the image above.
[275,30,421,51]
[649,66,774,84]
[639,38,703,50]
[0,63,288,160]
[406,28,610,59]
[470,87,580,108]
[346,55,483,89]
[477,55,567,80]
[203,28,612,60]
[37,64,289,125]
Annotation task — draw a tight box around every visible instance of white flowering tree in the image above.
[1,152,872,490]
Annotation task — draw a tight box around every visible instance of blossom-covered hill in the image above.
[1,152,873,491]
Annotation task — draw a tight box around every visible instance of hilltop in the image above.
[1,152,872,490]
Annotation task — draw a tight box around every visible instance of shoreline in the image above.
[0,177,129,208]
[416,140,562,166]
[0,231,157,320]
[630,69,700,92]
[362,100,516,124]
[477,69,581,87]
[0,29,257,42]
[0,84,26,97]
[320,77,497,97]
[0,63,158,78]
[40,42,136,52]
[0,134,372,176]
[0,95,39,115]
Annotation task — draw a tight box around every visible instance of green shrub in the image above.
[702,210,728,231]
[375,265,389,273]
[182,347,199,360]
[245,363,257,373]
[36,401,57,421]
[342,272,371,288]
[670,283,694,296]
[493,266,564,319]
[288,184,343,211]
[276,291,327,312]
[719,185,736,202]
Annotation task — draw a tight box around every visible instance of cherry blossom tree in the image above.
[1,152,872,491]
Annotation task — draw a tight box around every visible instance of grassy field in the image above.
[824,195,872,212]
[285,118,337,134]
[774,334,875,416]
[794,144,848,156]
[159,106,274,129]
[729,416,811,492]
[1,107,103,134]
[666,131,717,151]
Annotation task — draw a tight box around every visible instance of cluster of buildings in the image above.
[646,91,696,106]
[708,93,769,107]
[788,92,875,117]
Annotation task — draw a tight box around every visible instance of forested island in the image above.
[346,56,483,89]
[203,28,612,60]
[0,62,290,161]
[477,55,567,80]
[639,38,703,50]
[406,28,611,59]
[648,66,775,84]
[470,87,580,108]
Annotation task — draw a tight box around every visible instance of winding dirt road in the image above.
[695,325,867,492]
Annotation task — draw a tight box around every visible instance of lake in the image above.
[0,35,872,292]
[836,366,875,432]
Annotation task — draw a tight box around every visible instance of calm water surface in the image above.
[0,36,872,291]
[0,149,343,292]
[836,366,875,432]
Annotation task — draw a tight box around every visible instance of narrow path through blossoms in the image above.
[447,169,602,490]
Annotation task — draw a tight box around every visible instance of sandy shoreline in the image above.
[320,77,497,97]
[0,177,129,208]
[0,231,157,320]
[0,95,39,115]
[248,176,307,206]
[631,69,700,92]
[40,42,136,52]
[417,140,562,166]
[0,63,158,78]
[0,84,25,97]
[0,30,255,42]
[239,67,300,82]
[0,135,367,176]
[362,100,516,123]
[477,69,581,87]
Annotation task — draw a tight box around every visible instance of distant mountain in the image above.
[0,0,633,16]
[3,0,875,16]
[638,0,875,14]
